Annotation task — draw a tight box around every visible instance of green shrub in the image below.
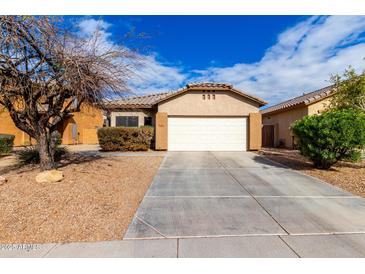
[97,127,154,151]
[0,134,15,155]
[18,146,68,165]
[292,109,365,169]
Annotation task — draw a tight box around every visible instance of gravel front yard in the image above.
[0,154,163,244]
[258,148,365,198]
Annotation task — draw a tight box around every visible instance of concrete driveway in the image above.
[124,151,365,257]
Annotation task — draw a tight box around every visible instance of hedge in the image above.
[97,126,154,151]
[292,109,365,169]
[0,134,15,155]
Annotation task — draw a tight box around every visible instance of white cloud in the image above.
[78,18,111,37]
[192,16,365,106]
[76,18,187,96]
[128,54,186,94]
[76,16,365,105]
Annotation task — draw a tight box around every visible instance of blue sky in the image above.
[102,16,307,67]
[68,15,365,106]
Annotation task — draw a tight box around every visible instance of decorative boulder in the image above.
[35,170,63,183]
[0,175,7,185]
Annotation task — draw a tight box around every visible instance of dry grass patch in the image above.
[0,154,163,244]
[258,148,365,198]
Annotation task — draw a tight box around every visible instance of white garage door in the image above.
[168,117,247,151]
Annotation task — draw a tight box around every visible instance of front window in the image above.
[115,116,139,127]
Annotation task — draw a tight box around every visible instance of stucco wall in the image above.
[249,113,262,150]
[0,107,34,146]
[110,109,155,127]
[155,112,168,150]
[59,104,103,145]
[0,104,103,146]
[158,90,260,116]
[307,98,331,115]
[262,106,308,148]
[262,97,331,148]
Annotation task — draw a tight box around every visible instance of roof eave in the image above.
[105,104,155,110]
[261,87,335,116]
[230,88,267,106]
[261,102,306,116]
[303,92,334,106]
[155,86,267,107]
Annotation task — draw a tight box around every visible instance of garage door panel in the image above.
[168,134,244,143]
[168,117,247,151]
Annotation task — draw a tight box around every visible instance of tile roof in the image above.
[260,85,335,115]
[104,91,173,108]
[105,82,267,108]
[157,82,267,106]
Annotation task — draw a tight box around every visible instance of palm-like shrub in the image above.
[292,109,365,169]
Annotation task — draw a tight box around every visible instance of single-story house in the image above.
[105,82,267,151]
[0,104,103,146]
[261,85,334,149]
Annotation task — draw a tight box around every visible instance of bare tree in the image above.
[0,16,139,170]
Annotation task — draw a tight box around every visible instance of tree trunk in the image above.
[37,132,55,170]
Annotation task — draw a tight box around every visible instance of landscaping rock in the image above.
[0,175,7,185]
[35,170,63,183]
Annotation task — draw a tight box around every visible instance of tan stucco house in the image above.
[261,85,334,149]
[0,103,103,146]
[105,82,267,151]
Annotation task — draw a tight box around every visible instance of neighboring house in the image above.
[56,104,104,145]
[105,82,267,151]
[261,85,334,149]
[0,104,103,146]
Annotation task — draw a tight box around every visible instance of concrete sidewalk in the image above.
[2,233,365,257]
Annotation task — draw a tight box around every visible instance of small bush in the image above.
[97,127,154,151]
[292,109,365,169]
[18,146,68,165]
[0,134,15,155]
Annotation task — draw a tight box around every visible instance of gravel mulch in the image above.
[0,154,163,244]
[258,148,365,198]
